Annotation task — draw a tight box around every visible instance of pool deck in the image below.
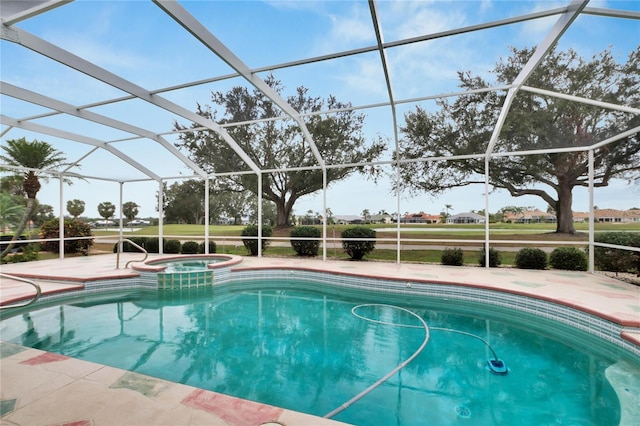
[1,253,639,426]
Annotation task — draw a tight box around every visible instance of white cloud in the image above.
[479,0,494,15]
[515,1,567,43]
[386,2,468,41]
[53,36,151,72]
[312,2,374,54]
[335,56,388,98]
[328,11,374,45]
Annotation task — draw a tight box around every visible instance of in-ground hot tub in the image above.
[132,254,242,289]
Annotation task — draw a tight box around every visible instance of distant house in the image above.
[92,219,116,227]
[446,212,485,224]
[572,212,590,223]
[573,208,640,223]
[400,213,440,224]
[369,214,393,224]
[334,215,363,225]
[504,209,556,223]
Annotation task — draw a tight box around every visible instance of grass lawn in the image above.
[92,221,640,238]
[10,221,637,267]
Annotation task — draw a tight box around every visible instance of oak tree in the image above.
[398,47,639,234]
[175,75,386,226]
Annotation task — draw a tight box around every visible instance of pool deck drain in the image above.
[1,254,639,425]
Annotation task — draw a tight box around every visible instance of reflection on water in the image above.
[1,280,633,426]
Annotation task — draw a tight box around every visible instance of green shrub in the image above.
[181,241,200,254]
[441,248,464,266]
[341,227,376,260]
[128,237,148,252]
[1,244,39,263]
[593,232,640,275]
[163,239,182,254]
[241,224,273,255]
[290,226,321,256]
[40,218,93,254]
[199,241,217,254]
[478,247,501,267]
[549,247,587,271]
[145,238,160,253]
[515,247,547,270]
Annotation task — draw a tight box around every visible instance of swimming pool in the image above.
[1,278,637,426]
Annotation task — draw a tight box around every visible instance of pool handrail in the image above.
[0,273,41,310]
[112,238,148,269]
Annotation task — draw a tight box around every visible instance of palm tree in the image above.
[1,137,68,257]
[444,204,453,217]
[66,199,85,219]
[122,201,139,228]
[97,201,116,224]
[361,209,370,223]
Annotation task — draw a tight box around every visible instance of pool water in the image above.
[157,259,221,272]
[1,279,635,425]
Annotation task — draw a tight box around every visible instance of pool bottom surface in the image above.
[1,279,634,426]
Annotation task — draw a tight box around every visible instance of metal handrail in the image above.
[0,273,42,310]
[115,238,148,269]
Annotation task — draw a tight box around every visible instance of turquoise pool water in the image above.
[1,279,636,425]
[153,258,224,272]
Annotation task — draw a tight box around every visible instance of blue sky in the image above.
[1,0,639,219]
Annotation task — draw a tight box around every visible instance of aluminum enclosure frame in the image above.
[1,0,638,267]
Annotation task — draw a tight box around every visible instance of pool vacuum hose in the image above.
[324,303,508,419]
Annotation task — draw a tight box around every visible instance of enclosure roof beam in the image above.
[0,82,208,178]
[484,0,588,157]
[521,85,640,114]
[0,114,162,181]
[0,0,71,26]
[368,0,401,198]
[582,7,640,20]
[0,24,261,175]
[150,5,575,94]
[368,0,396,121]
[153,0,326,169]
[6,3,602,137]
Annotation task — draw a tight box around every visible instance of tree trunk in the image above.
[275,196,297,227]
[555,183,576,234]
[1,198,35,258]
[276,202,290,227]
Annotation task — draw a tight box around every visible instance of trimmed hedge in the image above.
[441,247,463,266]
[594,232,640,275]
[146,238,160,253]
[515,247,547,270]
[341,227,376,260]
[478,247,501,267]
[181,241,200,254]
[163,239,181,254]
[241,224,273,255]
[290,226,321,256]
[549,247,587,271]
[199,241,217,254]
[113,237,194,255]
